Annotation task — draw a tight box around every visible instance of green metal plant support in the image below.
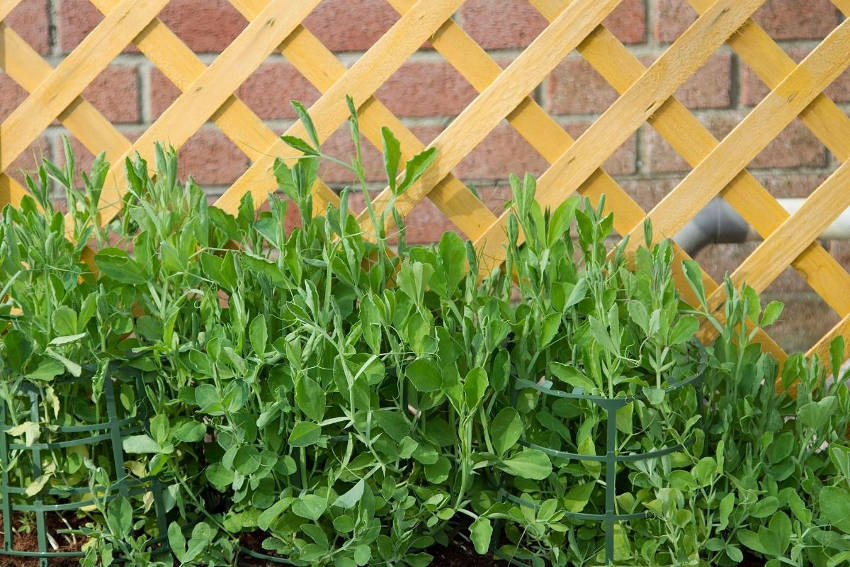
[502,355,705,566]
[0,363,167,566]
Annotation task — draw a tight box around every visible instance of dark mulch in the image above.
[0,512,86,567]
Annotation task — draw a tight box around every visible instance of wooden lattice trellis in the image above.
[2,0,850,366]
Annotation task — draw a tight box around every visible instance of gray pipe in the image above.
[675,198,850,256]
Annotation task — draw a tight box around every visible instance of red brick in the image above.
[149,68,179,120]
[455,123,548,181]
[0,72,28,122]
[693,240,756,282]
[752,0,838,41]
[376,61,478,118]
[740,46,808,106]
[753,172,829,199]
[459,0,547,50]
[674,53,732,109]
[236,63,321,120]
[178,128,250,186]
[303,0,398,52]
[603,0,646,45]
[654,0,697,43]
[158,0,246,53]
[81,66,140,123]
[562,122,637,175]
[617,176,683,213]
[752,118,826,169]
[6,0,49,54]
[5,136,51,188]
[546,57,618,115]
[643,124,691,173]
[58,0,103,52]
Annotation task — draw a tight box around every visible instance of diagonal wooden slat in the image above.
[228,0,497,241]
[93,0,322,227]
[214,0,467,216]
[710,159,850,308]
[535,0,850,318]
[623,18,850,250]
[361,0,620,228]
[0,0,168,171]
[0,22,133,207]
[0,0,21,24]
[473,0,765,273]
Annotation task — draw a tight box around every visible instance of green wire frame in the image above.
[0,363,167,566]
[502,352,706,566]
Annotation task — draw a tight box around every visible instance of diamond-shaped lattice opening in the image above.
[653,0,698,45]
[80,64,142,125]
[158,0,247,54]
[457,120,548,186]
[760,267,840,353]
[672,51,733,112]
[751,0,840,43]
[0,70,29,124]
[178,124,251,194]
[3,0,50,54]
[302,0,399,55]
[544,53,618,118]
[235,57,321,122]
[375,51,479,120]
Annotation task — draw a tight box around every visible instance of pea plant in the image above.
[1,100,850,567]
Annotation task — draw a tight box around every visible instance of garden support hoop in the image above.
[0,363,167,566]
[503,356,705,565]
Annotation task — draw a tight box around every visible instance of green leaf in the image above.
[642,387,665,405]
[539,312,561,348]
[52,305,77,335]
[550,362,595,392]
[291,101,320,149]
[333,480,365,509]
[759,511,791,556]
[25,473,52,497]
[469,517,492,555]
[726,546,743,562]
[3,330,32,373]
[438,231,466,293]
[406,358,442,393]
[94,248,147,284]
[761,300,784,327]
[292,494,327,521]
[500,449,552,480]
[820,486,850,533]
[564,482,594,512]
[249,315,267,356]
[289,422,322,447]
[831,336,846,380]
[589,316,617,355]
[205,463,234,491]
[397,147,437,195]
[737,529,765,555]
[295,376,325,421]
[718,493,734,530]
[381,127,401,193]
[107,496,132,538]
[668,315,698,345]
[281,135,318,156]
[798,397,837,431]
[464,367,489,409]
[168,523,187,563]
[122,434,160,454]
[258,499,290,531]
[25,359,64,381]
[491,408,523,458]
[750,496,779,519]
[683,260,706,307]
[45,349,81,377]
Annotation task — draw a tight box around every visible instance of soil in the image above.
[0,512,85,567]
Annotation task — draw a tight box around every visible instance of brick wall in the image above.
[1,0,848,352]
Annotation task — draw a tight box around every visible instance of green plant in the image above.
[2,101,850,567]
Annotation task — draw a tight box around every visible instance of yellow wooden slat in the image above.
[93,0,322,226]
[711,160,850,307]
[689,0,850,163]
[549,3,850,317]
[474,0,764,274]
[0,0,168,171]
[214,0,466,217]
[0,0,21,23]
[624,18,850,248]
[360,0,620,228]
[227,1,497,241]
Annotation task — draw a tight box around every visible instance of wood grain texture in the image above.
[0,0,168,171]
[474,0,764,274]
[214,0,466,217]
[360,0,619,228]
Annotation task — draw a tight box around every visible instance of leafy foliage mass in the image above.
[1,103,850,566]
